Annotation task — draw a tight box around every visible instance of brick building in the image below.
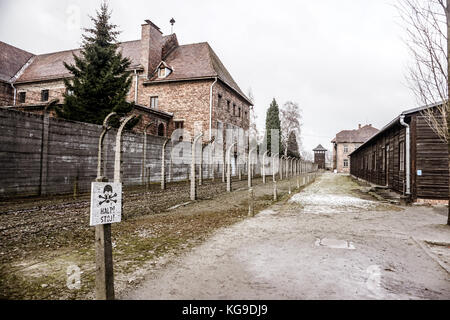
[0,19,252,139]
[331,124,379,173]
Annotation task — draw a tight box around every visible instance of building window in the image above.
[175,121,184,130]
[233,104,236,116]
[18,92,26,103]
[238,107,241,118]
[158,66,171,78]
[150,96,158,109]
[343,159,349,168]
[158,123,165,137]
[344,145,349,153]
[216,121,223,139]
[399,141,405,172]
[227,100,230,112]
[218,94,222,108]
[41,89,49,102]
[174,121,184,141]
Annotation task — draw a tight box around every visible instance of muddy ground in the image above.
[123,173,450,300]
[0,174,309,299]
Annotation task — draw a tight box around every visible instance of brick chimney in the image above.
[358,124,361,129]
[141,20,163,79]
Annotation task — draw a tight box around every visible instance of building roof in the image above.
[134,103,173,119]
[0,41,34,82]
[15,39,148,84]
[12,34,251,105]
[348,102,443,156]
[313,144,327,151]
[146,42,252,105]
[331,124,379,144]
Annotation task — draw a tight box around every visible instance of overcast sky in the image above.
[0,0,417,155]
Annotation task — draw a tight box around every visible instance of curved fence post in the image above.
[262,151,269,184]
[226,143,237,192]
[161,138,170,190]
[97,112,116,181]
[248,147,257,188]
[114,115,135,183]
[191,133,203,200]
[142,123,152,185]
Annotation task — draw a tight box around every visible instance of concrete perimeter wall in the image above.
[0,108,215,198]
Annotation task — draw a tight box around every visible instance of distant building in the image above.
[331,124,379,173]
[350,103,448,203]
[313,144,327,170]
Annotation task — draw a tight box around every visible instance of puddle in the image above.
[315,238,355,250]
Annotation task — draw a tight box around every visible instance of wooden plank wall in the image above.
[351,112,449,200]
[415,114,448,199]
[0,108,199,198]
[350,122,407,195]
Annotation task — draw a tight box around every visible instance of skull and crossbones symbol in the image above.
[98,185,117,206]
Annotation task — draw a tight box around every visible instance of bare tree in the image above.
[300,149,314,162]
[247,88,260,141]
[398,0,450,224]
[280,101,302,156]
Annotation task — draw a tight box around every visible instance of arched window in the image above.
[158,123,165,137]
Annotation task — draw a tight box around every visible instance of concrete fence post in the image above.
[238,155,242,181]
[161,138,170,190]
[146,166,150,191]
[248,188,254,216]
[272,153,279,182]
[222,147,226,183]
[142,123,152,185]
[226,143,236,192]
[248,147,257,188]
[210,142,215,181]
[287,157,292,194]
[273,180,278,201]
[262,151,269,184]
[199,144,204,186]
[279,156,283,180]
[191,134,203,201]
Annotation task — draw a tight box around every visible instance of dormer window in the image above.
[157,63,172,78]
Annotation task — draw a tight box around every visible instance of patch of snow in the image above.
[290,193,378,214]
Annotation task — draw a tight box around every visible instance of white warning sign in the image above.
[90,182,122,226]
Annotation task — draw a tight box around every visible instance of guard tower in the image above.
[313,144,327,170]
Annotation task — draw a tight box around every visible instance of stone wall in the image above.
[0,81,14,106]
[14,80,66,105]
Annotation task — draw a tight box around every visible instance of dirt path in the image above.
[123,173,450,300]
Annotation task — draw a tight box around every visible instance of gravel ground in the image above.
[0,174,307,299]
[123,172,450,300]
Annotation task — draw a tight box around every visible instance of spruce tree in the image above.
[56,2,136,127]
[286,131,300,157]
[264,98,282,155]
